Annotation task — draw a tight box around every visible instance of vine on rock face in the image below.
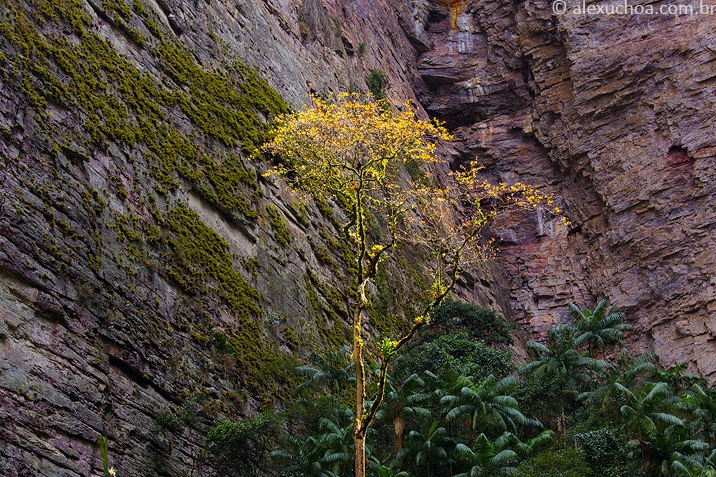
[262,92,555,477]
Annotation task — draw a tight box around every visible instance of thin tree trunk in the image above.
[558,379,566,435]
[353,303,367,477]
[394,416,404,453]
[355,432,366,477]
[640,441,646,471]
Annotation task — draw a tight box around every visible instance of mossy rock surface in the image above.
[0,1,450,474]
[0,0,295,436]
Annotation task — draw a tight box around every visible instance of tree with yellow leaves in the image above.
[263,93,555,477]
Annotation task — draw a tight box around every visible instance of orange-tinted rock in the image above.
[411,0,716,377]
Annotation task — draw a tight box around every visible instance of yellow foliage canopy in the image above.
[260,92,562,477]
[262,92,451,200]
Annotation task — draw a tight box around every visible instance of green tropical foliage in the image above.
[452,432,518,476]
[405,332,514,381]
[423,300,513,345]
[441,375,540,439]
[373,364,432,455]
[203,300,716,477]
[270,433,333,477]
[397,420,454,477]
[511,430,555,460]
[205,412,282,476]
[569,300,632,357]
[517,447,594,477]
[671,448,716,476]
[574,428,629,476]
[365,69,388,100]
[681,382,716,446]
[520,324,611,433]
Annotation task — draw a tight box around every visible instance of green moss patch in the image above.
[0,0,298,405]
[1,0,287,214]
[265,204,292,247]
[156,202,260,317]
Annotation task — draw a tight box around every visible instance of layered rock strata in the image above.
[409,0,716,373]
[2,0,716,474]
[0,0,439,474]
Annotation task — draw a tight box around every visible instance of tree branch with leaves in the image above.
[263,92,555,477]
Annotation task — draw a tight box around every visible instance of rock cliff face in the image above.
[510,0,716,375]
[0,0,462,474]
[1,0,716,474]
[403,0,716,375]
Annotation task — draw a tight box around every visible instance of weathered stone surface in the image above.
[516,2,716,376]
[410,0,716,375]
[0,0,451,474]
[3,0,716,474]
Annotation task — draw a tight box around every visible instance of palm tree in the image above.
[294,346,355,397]
[653,362,701,395]
[619,381,684,471]
[578,350,658,425]
[570,300,632,358]
[681,382,716,448]
[373,370,432,455]
[520,324,611,434]
[671,448,716,476]
[270,433,333,477]
[651,427,708,476]
[422,369,459,407]
[511,430,555,460]
[452,432,519,477]
[441,375,540,440]
[319,417,359,477]
[397,420,454,477]
[273,412,381,477]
